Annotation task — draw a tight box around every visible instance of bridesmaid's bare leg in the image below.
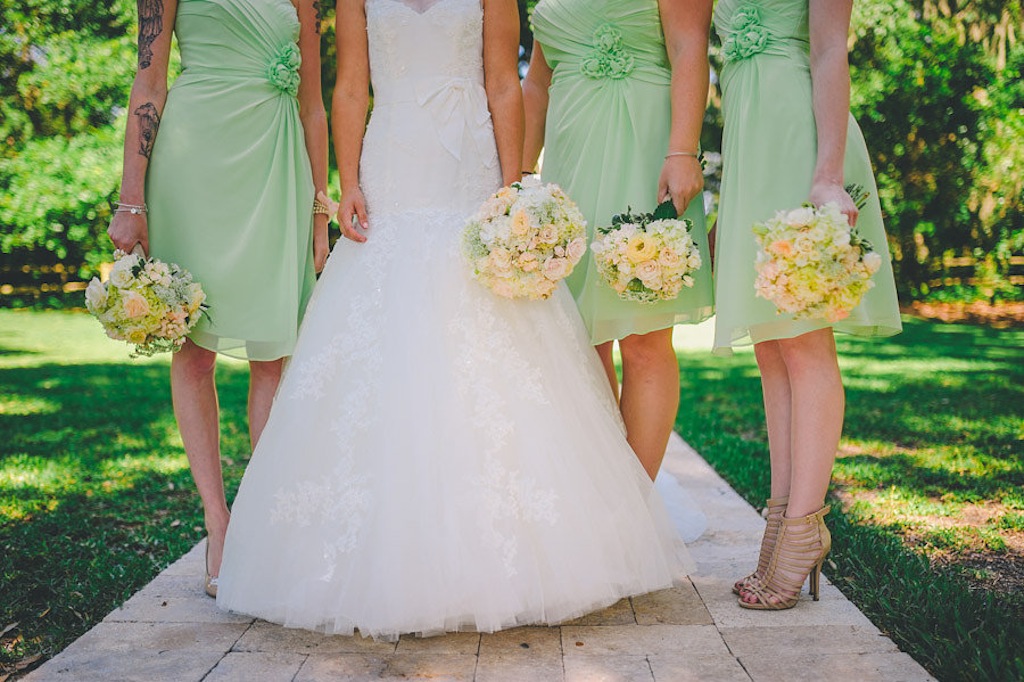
[595,340,619,399]
[754,339,794,500]
[247,358,284,448]
[777,328,844,517]
[619,328,679,480]
[170,340,229,576]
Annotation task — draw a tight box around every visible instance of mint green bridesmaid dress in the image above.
[712,0,902,354]
[532,0,715,345]
[146,0,315,361]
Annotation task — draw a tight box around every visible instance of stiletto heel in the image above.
[809,560,822,601]
[204,539,219,599]
[733,495,788,595]
[738,505,831,610]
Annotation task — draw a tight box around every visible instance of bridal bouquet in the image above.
[753,188,882,322]
[463,176,587,300]
[85,249,208,357]
[591,201,703,304]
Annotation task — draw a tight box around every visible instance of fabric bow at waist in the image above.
[414,77,497,166]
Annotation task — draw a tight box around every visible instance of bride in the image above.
[216,0,692,639]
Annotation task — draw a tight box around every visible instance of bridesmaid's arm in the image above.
[808,0,858,225]
[332,0,371,243]
[483,0,525,187]
[294,0,330,271]
[521,42,553,175]
[658,0,711,214]
[108,0,179,254]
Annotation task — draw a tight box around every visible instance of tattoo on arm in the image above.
[314,1,323,34]
[137,0,165,70]
[134,103,161,158]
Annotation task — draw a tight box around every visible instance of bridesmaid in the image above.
[523,0,715,480]
[106,0,330,596]
[713,0,901,609]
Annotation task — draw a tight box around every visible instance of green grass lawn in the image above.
[674,318,1024,682]
[1,310,1022,680]
[0,310,253,675]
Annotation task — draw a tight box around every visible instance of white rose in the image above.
[785,207,816,226]
[617,223,639,238]
[84,278,108,311]
[108,267,133,288]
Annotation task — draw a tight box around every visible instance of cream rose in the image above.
[542,257,571,281]
[566,238,587,263]
[517,252,539,272]
[122,291,151,319]
[635,260,662,284]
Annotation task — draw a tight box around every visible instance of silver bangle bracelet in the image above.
[114,201,148,215]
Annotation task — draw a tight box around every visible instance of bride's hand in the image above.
[658,155,703,216]
[107,211,149,255]
[339,186,369,243]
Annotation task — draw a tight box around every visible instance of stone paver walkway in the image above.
[25,436,934,682]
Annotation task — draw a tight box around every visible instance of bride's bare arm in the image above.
[108,0,179,255]
[333,0,371,242]
[482,0,524,187]
[521,42,552,175]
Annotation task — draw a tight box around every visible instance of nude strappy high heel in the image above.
[733,495,789,595]
[738,505,831,610]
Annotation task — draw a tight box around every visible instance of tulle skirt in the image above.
[216,206,693,640]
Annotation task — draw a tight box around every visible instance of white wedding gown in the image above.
[216,0,694,640]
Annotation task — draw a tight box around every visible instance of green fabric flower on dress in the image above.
[268,43,301,96]
[723,7,770,62]
[580,24,635,80]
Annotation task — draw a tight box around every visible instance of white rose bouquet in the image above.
[85,249,208,357]
[753,186,882,323]
[591,201,703,304]
[463,176,588,300]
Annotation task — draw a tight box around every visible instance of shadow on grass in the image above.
[0,361,254,670]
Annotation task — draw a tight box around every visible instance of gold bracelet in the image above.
[313,190,339,222]
[313,197,332,216]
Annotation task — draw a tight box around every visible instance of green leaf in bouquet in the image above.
[850,229,876,255]
[651,199,679,221]
[844,183,870,210]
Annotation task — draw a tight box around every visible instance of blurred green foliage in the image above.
[1,0,1021,304]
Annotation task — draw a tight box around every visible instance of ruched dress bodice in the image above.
[710,0,902,351]
[146,0,316,360]
[531,0,714,343]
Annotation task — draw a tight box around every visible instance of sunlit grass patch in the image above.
[0,394,60,417]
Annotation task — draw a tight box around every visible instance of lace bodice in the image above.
[360,0,500,216]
